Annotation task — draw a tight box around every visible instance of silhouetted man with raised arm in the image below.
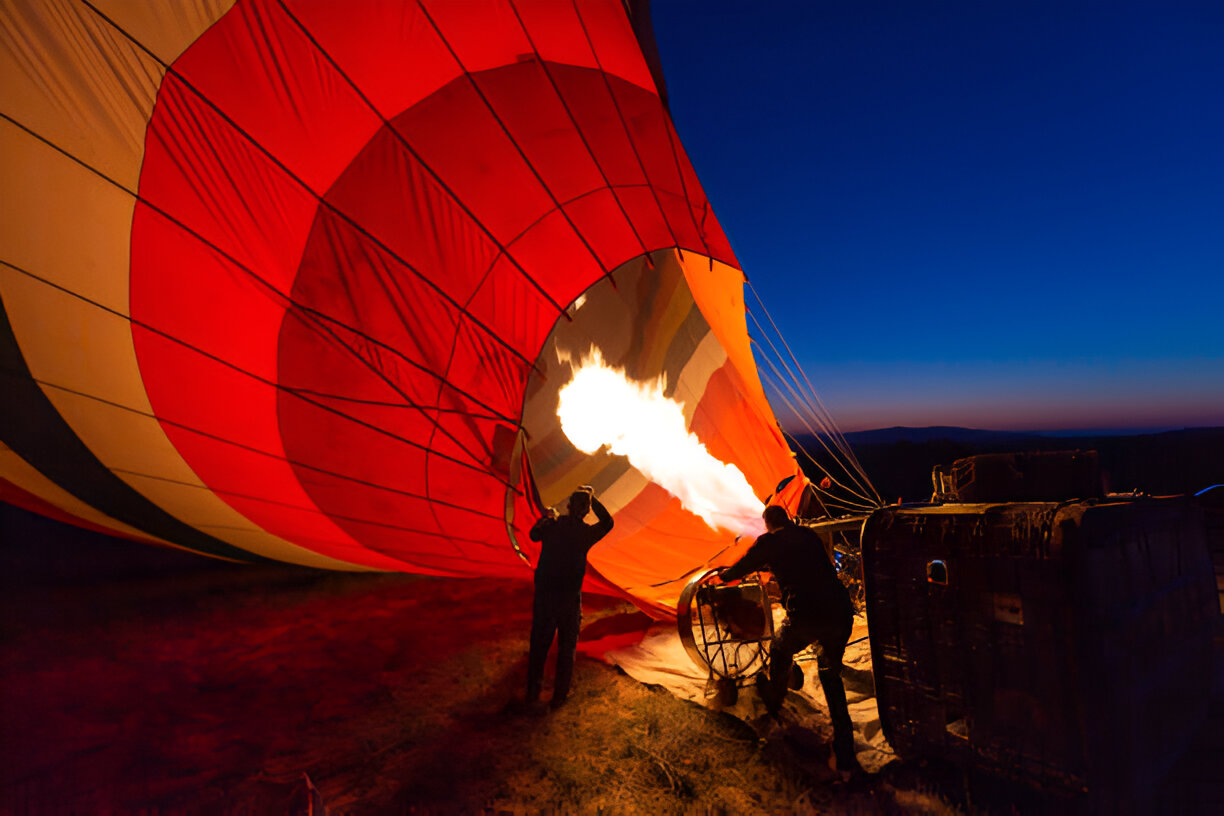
[525,485,614,710]
[715,504,861,773]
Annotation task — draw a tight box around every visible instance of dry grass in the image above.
[1,567,961,815]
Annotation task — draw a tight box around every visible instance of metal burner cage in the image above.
[676,568,775,683]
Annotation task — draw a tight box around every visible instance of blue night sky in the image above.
[652,0,1224,433]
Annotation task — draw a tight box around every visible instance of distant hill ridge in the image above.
[842,426,1036,445]
[839,425,1221,445]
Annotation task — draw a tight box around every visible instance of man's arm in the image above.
[584,497,614,548]
[718,536,771,583]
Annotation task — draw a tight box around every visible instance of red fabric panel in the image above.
[665,117,736,264]
[511,0,605,71]
[283,0,462,120]
[572,0,657,93]
[553,66,649,187]
[171,0,382,191]
[130,211,288,452]
[275,329,441,488]
[465,254,558,355]
[472,59,606,205]
[612,186,678,251]
[612,82,705,252]
[419,0,531,75]
[563,188,650,271]
[503,208,606,307]
[290,210,464,388]
[391,77,554,245]
[441,319,530,420]
[138,79,319,307]
[325,124,500,308]
[654,189,707,258]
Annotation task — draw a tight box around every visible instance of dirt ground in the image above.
[0,565,968,815]
[2,561,1220,815]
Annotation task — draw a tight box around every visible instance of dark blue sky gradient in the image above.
[652,0,1224,432]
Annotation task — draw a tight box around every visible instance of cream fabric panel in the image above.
[0,441,176,548]
[0,5,373,570]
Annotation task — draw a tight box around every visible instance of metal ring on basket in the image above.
[676,568,775,681]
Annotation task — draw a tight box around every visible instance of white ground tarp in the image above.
[602,614,896,772]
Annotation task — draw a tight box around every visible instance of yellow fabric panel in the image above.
[1,255,148,412]
[0,441,175,547]
[90,0,236,64]
[0,0,165,190]
[0,119,134,314]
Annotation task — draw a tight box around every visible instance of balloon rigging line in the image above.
[758,363,879,510]
[751,342,852,471]
[266,0,575,323]
[746,280,871,489]
[775,434,879,512]
[748,313,881,507]
[748,304,864,482]
[74,0,555,373]
[752,332,879,507]
[758,366,878,511]
[765,436,877,509]
[0,257,515,492]
[747,281,881,504]
[744,304,857,464]
[754,363,878,512]
[413,0,617,290]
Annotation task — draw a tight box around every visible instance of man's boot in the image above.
[818,667,864,774]
[754,670,782,716]
[832,729,864,775]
